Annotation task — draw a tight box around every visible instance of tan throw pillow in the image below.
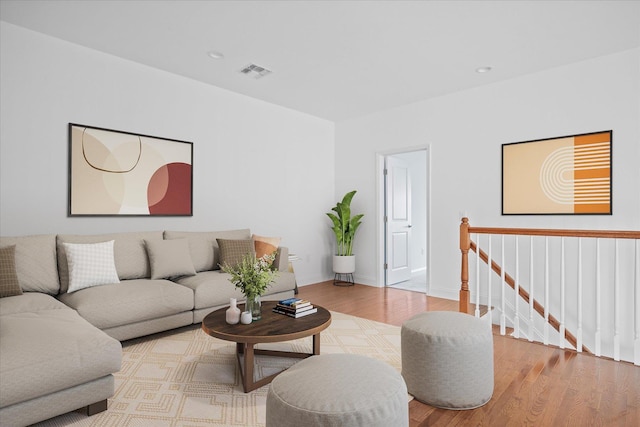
[217,239,255,269]
[252,234,281,259]
[145,239,196,280]
[0,245,23,298]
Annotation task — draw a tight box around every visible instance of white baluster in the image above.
[500,235,506,335]
[560,237,565,349]
[614,240,620,361]
[487,236,492,327]
[595,239,601,357]
[544,236,549,345]
[634,239,639,366]
[514,235,520,339]
[576,238,583,353]
[529,236,534,342]
[475,233,480,318]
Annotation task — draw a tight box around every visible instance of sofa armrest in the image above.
[274,246,289,272]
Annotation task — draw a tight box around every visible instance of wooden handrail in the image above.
[468,227,640,240]
[469,240,588,353]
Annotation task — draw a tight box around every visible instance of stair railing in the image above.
[459,217,640,365]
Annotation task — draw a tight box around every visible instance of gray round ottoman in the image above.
[401,311,493,409]
[266,354,408,427]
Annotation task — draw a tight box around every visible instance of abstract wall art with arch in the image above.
[69,123,193,216]
[502,131,612,215]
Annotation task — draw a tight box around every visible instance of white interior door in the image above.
[385,156,412,285]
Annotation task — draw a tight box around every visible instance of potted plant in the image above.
[326,190,364,274]
[221,252,278,321]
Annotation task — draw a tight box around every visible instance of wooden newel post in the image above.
[459,217,470,314]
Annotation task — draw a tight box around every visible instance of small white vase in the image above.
[240,311,252,324]
[225,298,241,324]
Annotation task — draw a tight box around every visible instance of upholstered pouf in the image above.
[401,311,494,409]
[266,354,408,427]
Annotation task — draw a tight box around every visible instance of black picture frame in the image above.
[68,123,193,216]
[502,130,612,215]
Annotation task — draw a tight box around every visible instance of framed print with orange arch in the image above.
[502,131,611,215]
[68,123,193,216]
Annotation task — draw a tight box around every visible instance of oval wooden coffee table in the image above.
[202,300,331,392]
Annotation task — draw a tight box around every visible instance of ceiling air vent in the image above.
[238,63,273,79]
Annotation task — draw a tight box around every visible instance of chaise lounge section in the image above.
[0,235,122,426]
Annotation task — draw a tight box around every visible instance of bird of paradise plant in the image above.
[326,190,364,256]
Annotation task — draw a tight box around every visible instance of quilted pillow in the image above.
[216,239,255,269]
[63,240,120,293]
[145,238,196,279]
[0,245,23,297]
[252,234,281,259]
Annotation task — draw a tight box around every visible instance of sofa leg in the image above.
[76,399,108,416]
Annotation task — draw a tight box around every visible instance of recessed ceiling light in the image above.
[207,51,225,60]
[476,66,492,73]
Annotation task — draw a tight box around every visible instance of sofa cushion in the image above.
[0,234,59,294]
[0,293,121,408]
[145,238,196,279]
[58,279,194,330]
[176,270,297,310]
[57,231,164,293]
[0,291,67,315]
[0,245,22,297]
[63,241,120,293]
[163,229,251,272]
[217,239,256,269]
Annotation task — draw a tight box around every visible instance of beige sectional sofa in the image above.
[0,228,296,426]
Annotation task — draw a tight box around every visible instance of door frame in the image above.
[375,145,431,291]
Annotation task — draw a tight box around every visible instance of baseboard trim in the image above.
[426,287,458,301]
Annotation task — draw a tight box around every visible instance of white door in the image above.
[385,156,412,285]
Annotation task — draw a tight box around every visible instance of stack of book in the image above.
[272,298,317,318]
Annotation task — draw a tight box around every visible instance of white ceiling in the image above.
[1,0,639,121]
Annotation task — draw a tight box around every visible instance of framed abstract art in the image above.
[502,130,611,215]
[68,123,193,216]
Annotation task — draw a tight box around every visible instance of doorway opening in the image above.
[378,148,430,293]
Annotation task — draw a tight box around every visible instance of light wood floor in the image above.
[297,281,640,427]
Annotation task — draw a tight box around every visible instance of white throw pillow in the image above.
[63,240,120,293]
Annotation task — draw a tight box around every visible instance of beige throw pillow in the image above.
[0,245,23,298]
[145,239,196,280]
[216,239,255,269]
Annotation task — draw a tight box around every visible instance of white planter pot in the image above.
[333,255,356,274]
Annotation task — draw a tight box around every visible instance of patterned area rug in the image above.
[34,311,402,427]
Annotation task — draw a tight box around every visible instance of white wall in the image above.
[3,22,638,294]
[336,48,640,298]
[0,22,336,286]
